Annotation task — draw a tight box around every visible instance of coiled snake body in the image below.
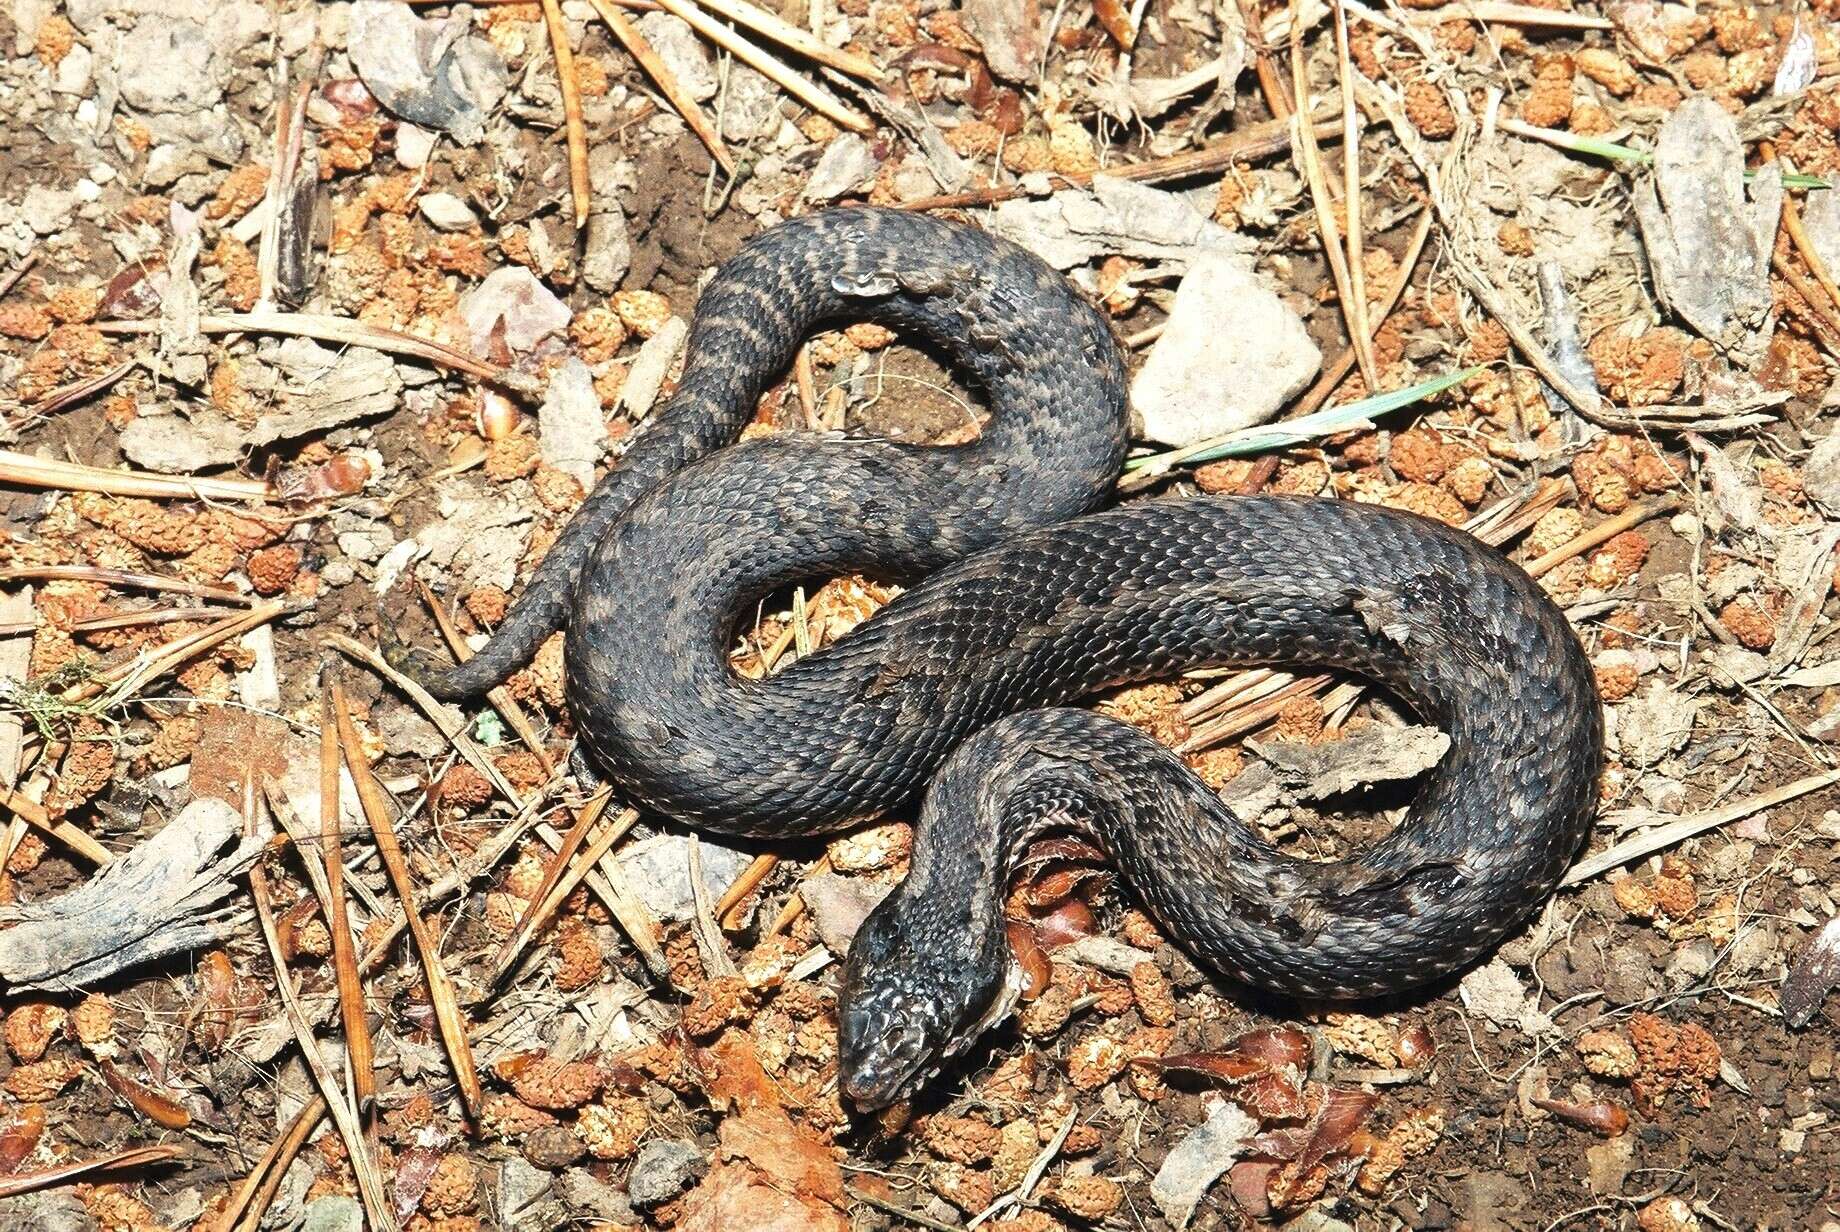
[394,208,1603,1109]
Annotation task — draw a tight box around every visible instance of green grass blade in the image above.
[1124,365,1481,472]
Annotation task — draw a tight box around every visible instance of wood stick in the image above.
[0,450,274,501]
[93,312,517,388]
[650,0,872,132]
[684,0,882,81]
[321,674,377,1113]
[585,0,736,174]
[1290,0,1373,389]
[541,0,593,229]
[1332,0,1376,387]
[332,689,486,1122]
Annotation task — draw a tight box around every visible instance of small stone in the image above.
[460,266,571,355]
[635,12,715,100]
[497,1155,556,1226]
[627,1139,706,1206]
[537,358,606,491]
[805,133,878,201]
[1133,252,1320,448]
[117,16,219,113]
[962,0,1046,82]
[300,1195,364,1232]
[581,208,632,293]
[347,0,508,144]
[20,184,76,235]
[395,122,437,168]
[418,192,478,231]
[802,874,893,954]
[718,65,778,141]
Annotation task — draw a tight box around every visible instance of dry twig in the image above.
[321,674,377,1112]
[93,312,524,391]
[650,0,872,132]
[0,450,274,501]
[0,1144,185,1200]
[585,0,736,174]
[331,686,486,1121]
[901,112,1342,212]
[219,1096,328,1232]
[243,780,396,1231]
[541,0,593,229]
[1289,0,1373,389]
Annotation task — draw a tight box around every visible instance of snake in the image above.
[388,207,1603,1110]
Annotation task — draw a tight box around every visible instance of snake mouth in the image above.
[839,958,1030,1112]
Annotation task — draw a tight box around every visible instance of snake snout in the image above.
[837,1009,932,1110]
[837,907,964,1110]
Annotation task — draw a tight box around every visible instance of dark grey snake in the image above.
[389,207,1603,1109]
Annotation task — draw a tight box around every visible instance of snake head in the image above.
[836,891,1023,1111]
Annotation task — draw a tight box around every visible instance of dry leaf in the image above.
[717,1105,845,1207]
[676,1162,849,1232]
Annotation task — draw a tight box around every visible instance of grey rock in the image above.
[0,1190,97,1232]
[118,17,219,113]
[10,0,55,55]
[555,1168,641,1226]
[119,340,401,472]
[635,13,715,101]
[411,493,532,592]
[395,122,438,169]
[962,0,1045,82]
[300,1196,363,1232]
[1632,97,1778,362]
[1602,941,1661,1004]
[335,528,392,563]
[538,358,607,491]
[1803,429,1840,511]
[459,265,571,355]
[144,143,209,189]
[1663,938,1717,989]
[612,833,756,924]
[113,413,223,474]
[1612,681,1700,769]
[1805,188,1840,293]
[581,208,632,293]
[1585,1133,1635,1195]
[1149,1098,1259,1229]
[1284,1213,1356,1232]
[347,0,508,145]
[1461,1173,1530,1232]
[1727,923,1779,976]
[66,0,271,48]
[1133,250,1320,447]
[375,700,449,759]
[718,65,780,142]
[805,133,877,201]
[19,184,77,235]
[497,1157,554,1226]
[627,1140,707,1206]
[800,870,892,954]
[418,191,478,231]
[50,41,93,95]
[617,316,688,418]
[993,175,1247,271]
[1249,723,1447,801]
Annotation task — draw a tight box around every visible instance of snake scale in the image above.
[390,207,1603,1109]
